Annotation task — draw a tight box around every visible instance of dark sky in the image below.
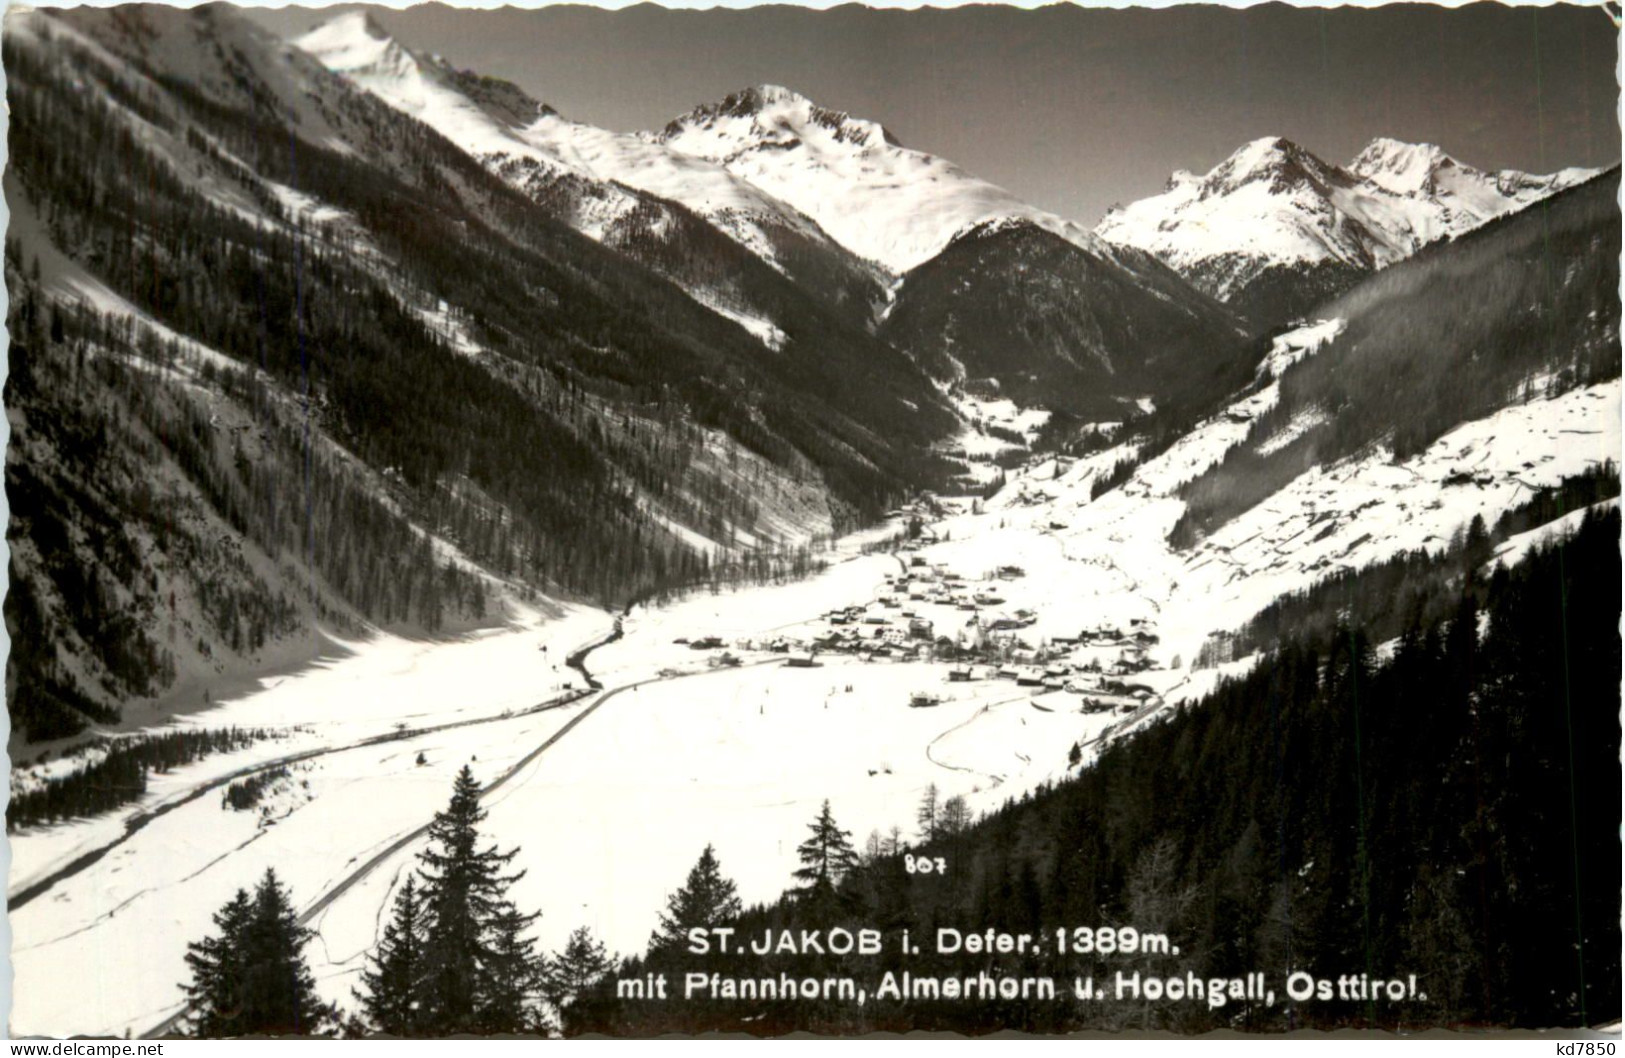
[248,2,1620,226]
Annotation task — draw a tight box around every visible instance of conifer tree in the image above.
[415,765,538,1034]
[915,783,940,843]
[354,876,426,1037]
[182,869,332,1037]
[242,869,334,1035]
[650,844,742,955]
[794,800,860,920]
[182,887,254,1038]
[544,926,613,1015]
[478,905,545,1035]
[862,829,885,864]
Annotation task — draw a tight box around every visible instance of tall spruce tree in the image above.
[182,869,332,1037]
[240,869,333,1035]
[794,800,860,921]
[479,905,545,1035]
[415,765,539,1034]
[650,844,743,955]
[182,887,254,1038]
[354,876,426,1037]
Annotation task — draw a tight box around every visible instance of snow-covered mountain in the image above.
[295,14,886,318]
[1095,135,1598,325]
[1347,136,1596,211]
[6,5,1620,1038]
[1,3,966,739]
[656,84,1110,275]
[293,18,1256,420]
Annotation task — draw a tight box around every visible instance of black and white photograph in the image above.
[1,0,1620,1039]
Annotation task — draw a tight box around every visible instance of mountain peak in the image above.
[1096,131,1600,326]
[296,10,407,76]
[328,10,389,38]
[1203,136,1339,197]
[729,84,812,113]
[1348,137,1458,194]
[305,10,392,47]
[661,85,901,150]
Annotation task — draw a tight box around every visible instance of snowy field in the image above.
[9,601,608,893]
[302,658,1121,1005]
[7,603,611,1036]
[7,355,1618,1037]
[13,706,591,1037]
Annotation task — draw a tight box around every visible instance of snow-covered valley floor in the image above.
[7,355,1619,1038]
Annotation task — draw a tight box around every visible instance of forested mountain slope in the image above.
[1,3,954,740]
[881,219,1252,417]
[1169,168,1620,547]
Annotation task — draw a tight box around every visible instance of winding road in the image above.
[132,617,625,1038]
[8,623,622,915]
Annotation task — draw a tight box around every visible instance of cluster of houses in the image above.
[1050,620,1160,674]
[810,559,1042,661]
[947,659,1160,713]
[667,542,1166,719]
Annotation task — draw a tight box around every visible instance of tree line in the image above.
[1196,461,1618,667]
[9,727,273,831]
